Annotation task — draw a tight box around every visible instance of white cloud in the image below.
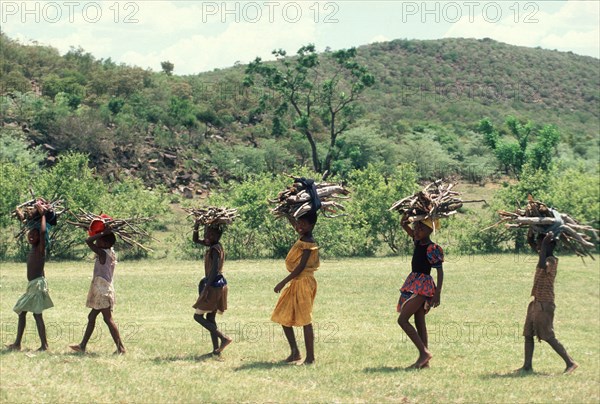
[369,35,390,44]
[3,0,598,76]
[122,13,318,74]
[444,0,599,58]
[2,1,320,73]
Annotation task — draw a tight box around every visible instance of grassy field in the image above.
[1,254,598,403]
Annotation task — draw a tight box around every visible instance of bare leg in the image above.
[195,312,231,354]
[7,312,27,350]
[544,337,577,373]
[194,313,219,352]
[282,326,301,362]
[303,324,314,364]
[100,308,125,354]
[32,313,48,351]
[514,336,535,373]
[70,309,100,352]
[206,312,232,354]
[414,306,428,368]
[414,307,428,348]
[398,294,432,368]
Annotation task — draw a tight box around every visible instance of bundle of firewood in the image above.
[184,206,238,226]
[270,177,350,219]
[492,196,598,259]
[389,180,486,225]
[12,197,67,240]
[67,209,155,251]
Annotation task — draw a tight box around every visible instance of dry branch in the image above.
[270,177,350,219]
[12,197,67,240]
[183,206,238,226]
[389,179,486,225]
[66,209,155,252]
[490,195,598,259]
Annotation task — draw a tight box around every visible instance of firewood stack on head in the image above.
[389,179,487,232]
[269,176,350,221]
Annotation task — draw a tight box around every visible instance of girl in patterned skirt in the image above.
[397,213,444,369]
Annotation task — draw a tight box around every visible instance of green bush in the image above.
[0,152,171,260]
[347,163,418,254]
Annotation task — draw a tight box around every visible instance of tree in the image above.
[161,61,174,76]
[244,44,375,173]
[527,125,560,171]
[477,116,558,178]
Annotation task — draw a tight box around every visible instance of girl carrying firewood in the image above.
[398,213,444,369]
[391,180,485,369]
[271,177,333,365]
[271,209,320,365]
[191,209,234,356]
[70,228,126,354]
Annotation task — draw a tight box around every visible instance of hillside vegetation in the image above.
[1,34,598,190]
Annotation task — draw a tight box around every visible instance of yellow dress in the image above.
[271,240,319,327]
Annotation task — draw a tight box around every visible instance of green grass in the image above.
[1,254,599,403]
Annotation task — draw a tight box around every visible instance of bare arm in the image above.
[537,232,554,270]
[86,230,111,264]
[38,213,47,255]
[205,247,220,286]
[401,212,414,238]
[274,249,312,293]
[193,222,209,246]
[432,266,444,307]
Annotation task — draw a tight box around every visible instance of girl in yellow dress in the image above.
[271,210,319,364]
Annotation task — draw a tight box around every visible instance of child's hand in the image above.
[401,212,409,226]
[542,232,554,246]
[274,281,286,293]
[431,291,441,308]
[35,201,47,215]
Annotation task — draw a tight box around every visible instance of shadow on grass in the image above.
[152,352,216,363]
[65,351,100,358]
[235,361,298,371]
[480,370,551,379]
[1,347,86,357]
[363,366,420,373]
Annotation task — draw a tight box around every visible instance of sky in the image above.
[1,0,599,75]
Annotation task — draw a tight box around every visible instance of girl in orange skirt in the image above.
[192,223,232,356]
[271,210,319,365]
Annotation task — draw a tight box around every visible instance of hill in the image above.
[1,34,598,194]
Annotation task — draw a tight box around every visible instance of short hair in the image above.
[298,210,318,225]
[101,233,117,247]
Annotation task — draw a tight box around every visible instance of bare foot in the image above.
[303,357,315,365]
[113,348,126,355]
[215,337,232,354]
[416,351,432,369]
[69,344,85,353]
[5,344,21,351]
[284,352,302,363]
[36,346,48,352]
[564,362,578,374]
